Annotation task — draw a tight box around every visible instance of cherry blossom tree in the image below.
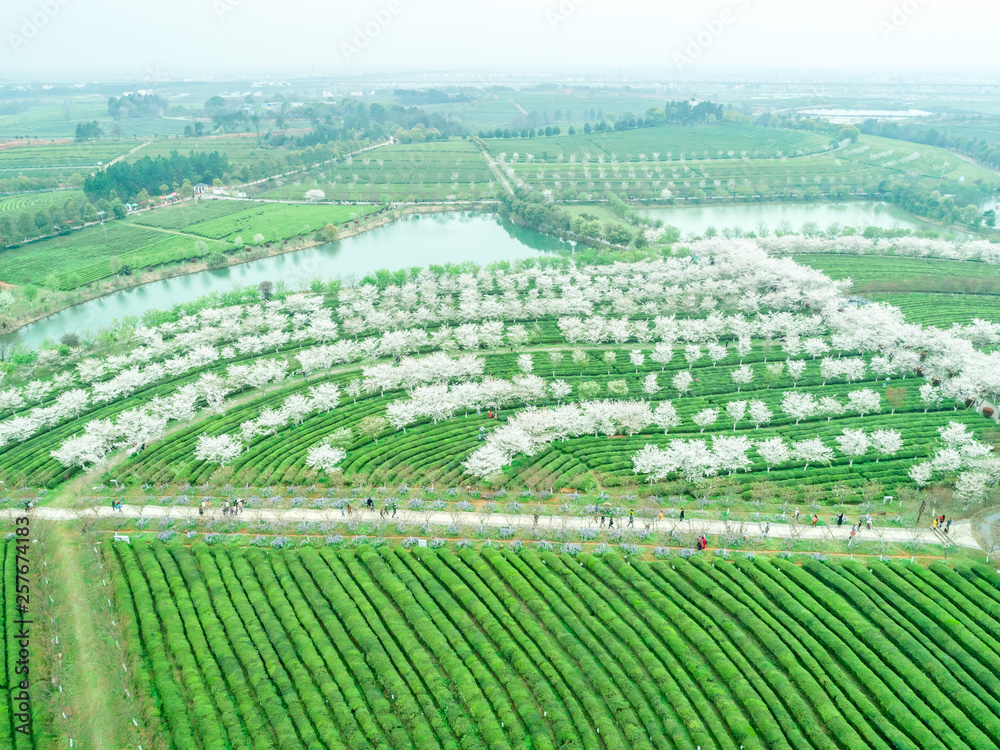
[306,442,346,474]
[712,434,753,475]
[653,401,680,434]
[518,353,534,375]
[684,344,702,369]
[908,462,932,491]
[725,400,748,430]
[549,380,572,403]
[693,407,719,433]
[787,359,806,388]
[919,382,940,413]
[549,351,563,376]
[847,388,881,417]
[672,370,693,396]
[651,342,674,370]
[791,437,834,471]
[757,436,790,471]
[603,350,617,374]
[835,428,869,467]
[868,428,902,461]
[731,365,753,393]
[358,415,389,444]
[707,343,727,367]
[195,434,242,467]
[818,396,846,421]
[629,350,645,373]
[642,373,661,397]
[781,391,818,424]
[747,399,772,429]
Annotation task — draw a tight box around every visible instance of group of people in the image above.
[932,515,953,533]
[695,535,709,551]
[198,498,243,517]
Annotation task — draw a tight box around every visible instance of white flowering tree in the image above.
[757,436,790,472]
[725,400,747,430]
[672,370,693,396]
[653,401,680,434]
[194,434,242,467]
[306,442,346,474]
[835,428,869,467]
[747,399,772,429]
[792,437,834,471]
[629,350,645,373]
[781,391,818,425]
[693,407,719,433]
[731,365,753,392]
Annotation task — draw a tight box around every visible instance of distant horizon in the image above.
[3,0,997,83]
[3,68,999,87]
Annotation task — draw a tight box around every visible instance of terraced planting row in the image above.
[107,343,980,495]
[0,189,87,214]
[105,540,1000,750]
[483,127,831,160]
[181,202,384,242]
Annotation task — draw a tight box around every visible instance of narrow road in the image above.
[6,504,981,550]
[103,140,152,169]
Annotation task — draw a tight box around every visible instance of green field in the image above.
[795,253,1000,326]
[485,126,832,159]
[0,141,133,177]
[0,189,87,214]
[181,201,385,242]
[65,539,1000,750]
[267,140,497,202]
[0,221,223,289]
[0,201,384,289]
[488,130,1000,203]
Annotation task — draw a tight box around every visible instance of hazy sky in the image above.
[2,0,996,80]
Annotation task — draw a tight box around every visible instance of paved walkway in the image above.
[3,504,981,550]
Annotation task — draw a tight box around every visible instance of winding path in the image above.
[4,503,982,550]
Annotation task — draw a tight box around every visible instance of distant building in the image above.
[193,183,209,195]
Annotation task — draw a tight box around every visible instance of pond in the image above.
[6,212,567,350]
[639,201,975,239]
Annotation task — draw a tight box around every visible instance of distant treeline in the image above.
[479,100,726,139]
[858,119,1000,172]
[108,93,169,119]
[393,89,471,106]
[84,151,231,202]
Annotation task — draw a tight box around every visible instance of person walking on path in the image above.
[391,501,397,518]
[628,510,634,527]
[608,515,614,529]
[600,514,605,527]
[794,507,800,522]
[658,511,663,522]
[764,523,770,537]
[850,525,857,539]
[932,518,938,530]
[680,508,685,521]
[837,512,845,526]
[945,518,952,533]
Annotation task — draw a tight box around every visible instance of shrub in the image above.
[250,535,268,547]
[561,543,582,556]
[402,537,420,548]
[270,536,291,548]
[535,540,554,552]
[324,535,344,546]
